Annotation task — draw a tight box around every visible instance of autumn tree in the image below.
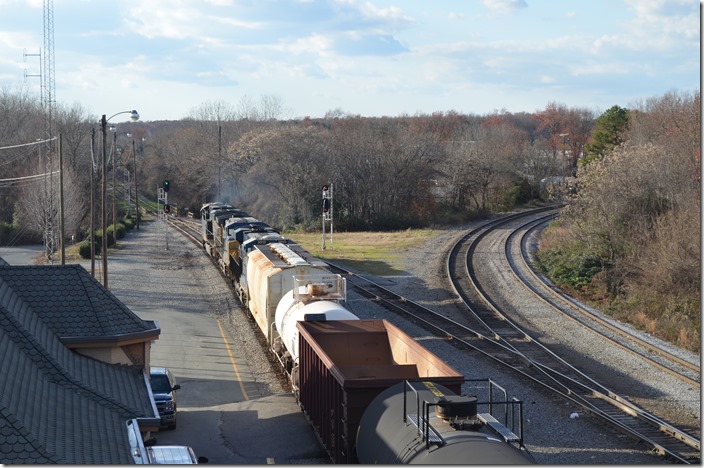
[533,102,594,177]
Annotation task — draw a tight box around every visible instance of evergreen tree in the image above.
[583,105,629,163]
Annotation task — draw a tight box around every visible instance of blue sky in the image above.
[0,0,699,121]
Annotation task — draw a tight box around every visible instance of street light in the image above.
[101,110,139,289]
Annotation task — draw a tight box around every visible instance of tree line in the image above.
[0,89,625,238]
[0,87,698,350]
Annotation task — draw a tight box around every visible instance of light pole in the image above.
[110,126,118,249]
[101,110,139,288]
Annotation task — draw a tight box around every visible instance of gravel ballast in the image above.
[103,218,698,465]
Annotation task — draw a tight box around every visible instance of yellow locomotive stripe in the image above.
[423,381,446,398]
[217,318,250,401]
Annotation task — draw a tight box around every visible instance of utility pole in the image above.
[58,132,64,264]
[90,129,96,277]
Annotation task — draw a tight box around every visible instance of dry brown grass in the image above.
[286,229,439,276]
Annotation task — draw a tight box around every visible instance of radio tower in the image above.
[43,0,57,261]
[22,1,57,260]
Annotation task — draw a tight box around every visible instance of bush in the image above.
[535,240,604,292]
[105,223,126,245]
[78,239,100,258]
[503,179,533,208]
[123,216,135,230]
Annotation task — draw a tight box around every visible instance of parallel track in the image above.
[512,215,700,387]
[451,208,699,463]
[166,209,700,463]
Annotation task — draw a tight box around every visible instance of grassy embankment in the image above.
[285,229,438,276]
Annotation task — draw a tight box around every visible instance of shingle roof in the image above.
[0,264,157,339]
[0,270,158,464]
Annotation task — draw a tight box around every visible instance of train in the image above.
[199,202,535,464]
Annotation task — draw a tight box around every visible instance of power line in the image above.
[0,137,57,151]
[0,170,60,184]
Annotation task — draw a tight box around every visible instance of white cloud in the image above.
[286,33,335,56]
[358,1,413,24]
[482,0,528,14]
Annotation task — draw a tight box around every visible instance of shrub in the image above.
[78,239,100,258]
[535,240,604,292]
[123,216,135,230]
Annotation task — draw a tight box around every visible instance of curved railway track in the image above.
[512,215,700,387]
[164,208,699,463]
[452,208,699,463]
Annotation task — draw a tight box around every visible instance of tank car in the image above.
[240,240,336,345]
[274,274,358,378]
[356,380,534,464]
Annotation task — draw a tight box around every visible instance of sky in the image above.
[0,0,699,122]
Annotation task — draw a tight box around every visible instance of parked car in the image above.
[150,367,181,429]
[127,419,207,464]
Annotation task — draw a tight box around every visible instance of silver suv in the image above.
[150,367,181,430]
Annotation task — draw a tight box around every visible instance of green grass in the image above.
[285,229,439,276]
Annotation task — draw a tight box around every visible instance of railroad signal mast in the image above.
[322,183,333,250]
[158,179,170,250]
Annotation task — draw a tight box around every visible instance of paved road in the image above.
[101,222,327,464]
[0,245,44,265]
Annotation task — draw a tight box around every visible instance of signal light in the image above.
[322,184,329,192]
[164,204,171,214]
[322,198,330,213]
[163,180,170,192]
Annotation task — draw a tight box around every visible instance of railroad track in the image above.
[453,208,700,463]
[512,215,700,388]
[165,208,700,463]
[328,207,699,463]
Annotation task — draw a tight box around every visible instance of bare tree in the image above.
[227,125,327,226]
[15,161,86,248]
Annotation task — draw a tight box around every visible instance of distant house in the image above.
[0,263,162,464]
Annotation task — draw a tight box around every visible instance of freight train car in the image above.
[198,202,533,464]
[296,319,460,463]
[240,241,341,346]
[356,379,533,464]
[294,319,532,464]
